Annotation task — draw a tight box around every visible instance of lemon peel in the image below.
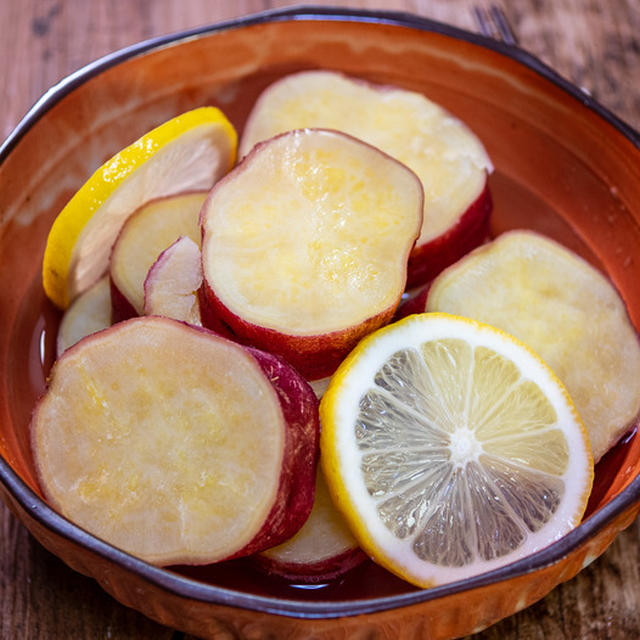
[43,107,236,309]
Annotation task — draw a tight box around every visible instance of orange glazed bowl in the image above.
[1,7,639,639]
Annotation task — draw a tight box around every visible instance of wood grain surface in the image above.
[1,1,639,638]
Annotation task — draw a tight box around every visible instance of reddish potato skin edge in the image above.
[199,128,423,380]
[32,317,319,565]
[201,279,400,379]
[196,286,237,339]
[253,546,367,584]
[226,345,320,560]
[406,181,493,289]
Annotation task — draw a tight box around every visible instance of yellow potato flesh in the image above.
[203,129,423,335]
[32,318,284,565]
[239,71,491,244]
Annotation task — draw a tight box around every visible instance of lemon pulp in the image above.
[358,339,568,566]
[320,313,593,587]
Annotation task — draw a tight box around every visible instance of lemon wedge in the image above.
[320,313,593,588]
[43,107,237,309]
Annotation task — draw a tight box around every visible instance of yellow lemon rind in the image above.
[42,106,237,309]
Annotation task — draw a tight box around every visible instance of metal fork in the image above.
[472,4,519,46]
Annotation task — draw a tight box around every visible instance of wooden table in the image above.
[1,1,639,638]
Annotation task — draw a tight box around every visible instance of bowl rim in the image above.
[1,3,640,620]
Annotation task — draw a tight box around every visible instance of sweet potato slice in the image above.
[257,469,366,583]
[143,236,203,325]
[200,128,423,378]
[56,275,111,356]
[31,316,319,565]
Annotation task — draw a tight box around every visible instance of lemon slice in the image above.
[43,107,237,309]
[320,313,593,588]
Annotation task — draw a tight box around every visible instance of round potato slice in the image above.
[32,316,319,565]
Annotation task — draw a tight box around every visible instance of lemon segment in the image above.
[320,313,593,588]
[42,107,237,309]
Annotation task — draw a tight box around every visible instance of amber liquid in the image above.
[16,169,639,601]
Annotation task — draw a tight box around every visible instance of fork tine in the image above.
[489,5,519,45]
[472,5,519,46]
[472,6,494,39]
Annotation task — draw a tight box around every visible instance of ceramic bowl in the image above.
[1,7,639,639]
